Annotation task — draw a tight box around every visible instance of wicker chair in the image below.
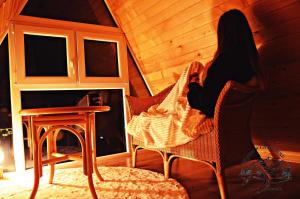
[125,81,263,199]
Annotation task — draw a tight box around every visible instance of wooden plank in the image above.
[123,1,225,46]
[111,0,170,26]
[106,0,135,11]
[140,35,217,74]
[127,4,298,62]
[143,46,216,74]
[123,0,226,35]
[135,13,259,58]
[140,26,217,62]
[113,0,175,32]
[250,0,299,16]
[144,71,163,82]
[121,0,201,33]
[149,78,175,94]
[256,3,300,26]
[259,33,300,63]
[136,15,219,52]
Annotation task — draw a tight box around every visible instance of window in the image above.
[14,24,76,84]
[24,34,68,76]
[77,31,128,83]
[14,22,128,85]
[84,39,118,77]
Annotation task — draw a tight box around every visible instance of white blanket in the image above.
[126,64,207,148]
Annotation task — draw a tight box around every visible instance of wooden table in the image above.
[19,106,110,199]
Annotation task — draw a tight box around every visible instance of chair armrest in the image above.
[126,84,174,116]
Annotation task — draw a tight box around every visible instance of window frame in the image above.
[77,31,128,84]
[14,24,77,84]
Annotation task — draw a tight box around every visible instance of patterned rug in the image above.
[0,166,189,199]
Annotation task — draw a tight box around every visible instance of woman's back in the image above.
[188,51,255,117]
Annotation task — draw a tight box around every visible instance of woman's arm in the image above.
[187,55,227,117]
[187,82,204,110]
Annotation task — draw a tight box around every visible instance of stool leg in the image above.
[30,121,40,199]
[28,127,33,160]
[37,127,44,177]
[48,129,57,184]
[85,115,98,199]
[90,114,104,181]
[25,121,34,160]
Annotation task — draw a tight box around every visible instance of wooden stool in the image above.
[20,106,110,199]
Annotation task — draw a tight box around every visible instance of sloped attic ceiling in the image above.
[105,0,266,94]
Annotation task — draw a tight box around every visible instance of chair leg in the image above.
[131,145,138,168]
[257,158,275,180]
[252,149,275,180]
[163,152,178,179]
[216,170,228,199]
[163,152,170,179]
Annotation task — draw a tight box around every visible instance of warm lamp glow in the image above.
[0,148,4,179]
[0,148,4,164]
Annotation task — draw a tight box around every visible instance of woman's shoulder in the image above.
[209,52,233,70]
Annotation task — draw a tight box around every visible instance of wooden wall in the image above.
[249,0,300,151]
[105,0,300,151]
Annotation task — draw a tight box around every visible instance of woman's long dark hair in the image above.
[214,9,259,72]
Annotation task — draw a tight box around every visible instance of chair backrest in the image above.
[214,81,258,170]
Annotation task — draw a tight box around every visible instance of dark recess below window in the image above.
[21,89,126,166]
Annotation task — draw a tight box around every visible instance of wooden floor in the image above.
[56,150,300,199]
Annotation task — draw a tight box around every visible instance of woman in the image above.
[127,9,260,148]
[188,9,260,117]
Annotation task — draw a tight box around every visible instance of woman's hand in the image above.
[189,61,204,84]
[189,73,200,83]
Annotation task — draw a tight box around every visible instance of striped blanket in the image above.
[126,63,211,148]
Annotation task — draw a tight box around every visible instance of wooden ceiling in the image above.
[105,0,300,95]
[105,0,267,94]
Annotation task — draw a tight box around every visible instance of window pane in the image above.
[24,34,68,76]
[84,39,119,77]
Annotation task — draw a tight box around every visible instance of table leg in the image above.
[85,114,98,199]
[29,118,40,199]
[90,113,104,181]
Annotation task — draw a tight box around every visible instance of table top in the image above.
[19,106,110,116]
